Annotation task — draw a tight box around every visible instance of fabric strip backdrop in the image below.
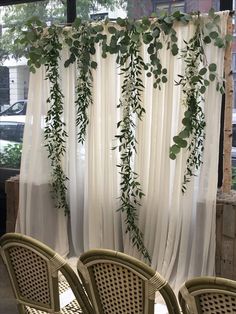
[16,11,229,290]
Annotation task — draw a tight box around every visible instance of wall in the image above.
[8,66,29,103]
[127,0,153,18]
[3,57,29,104]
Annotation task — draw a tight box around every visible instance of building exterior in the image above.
[127,0,220,18]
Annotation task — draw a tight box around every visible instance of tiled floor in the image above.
[0,255,17,314]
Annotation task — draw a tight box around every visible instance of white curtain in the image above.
[16,12,228,289]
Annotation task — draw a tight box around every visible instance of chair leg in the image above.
[17,303,26,314]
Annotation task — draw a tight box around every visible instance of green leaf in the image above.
[147,45,154,54]
[209,73,216,81]
[220,86,225,94]
[162,76,167,83]
[64,59,71,68]
[209,31,218,39]
[208,8,215,18]
[26,31,36,41]
[171,43,178,56]
[171,34,178,42]
[162,68,167,75]
[152,28,160,38]
[142,33,153,44]
[179,129,189,138]
[225,34,233,42]
[156,42,163,50]
[132,33,140,42]
[173,136,187,148]
[72,17,81,28]
[184,111,191,118]
[200,86,206,94]
[199,68,207,76]
[171,144,180,154]
[169,152,177,160]
[208,63,217,72]
[191,76,199,84]
[203,36,211,44]
[182,117,191,126]
[116,17,125,27]
[142,16,150,26]
[179,139,188,148]
[91,61,97,69]
[94,25,104,32]
[204,79,210,86]
[215,37,224,48]
[164,16,173,25]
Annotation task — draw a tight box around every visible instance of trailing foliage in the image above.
[43,26,69,214]
[109,22,150,262]
[18,21,69,213]
[0,143,22,169]
[64,20,104,143]
[169,10,230,191]
[13,8,231,259]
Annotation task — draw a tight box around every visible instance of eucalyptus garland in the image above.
[13,9,231,259]
[169,10,229,192]
[15,21,69,213]
[110,24,150,262]
[43,26,69,214]
[64,19,104,143]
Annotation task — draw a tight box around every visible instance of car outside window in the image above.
[0,122,22,142]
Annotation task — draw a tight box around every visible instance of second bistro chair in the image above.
[77,248,181,314]
[178,276,236,314]
[0,232,93,314]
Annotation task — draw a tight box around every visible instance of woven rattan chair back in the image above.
[0,233,93,314]
[178,276,236,314]
[77,249,181,314]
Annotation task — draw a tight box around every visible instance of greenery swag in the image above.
[14,9,231,261]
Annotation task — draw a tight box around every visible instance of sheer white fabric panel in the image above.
[16,57,69,257]
[16,13,228,287]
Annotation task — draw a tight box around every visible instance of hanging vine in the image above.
[43,26,69,213]
[15,22,69,213]
[107,21,150,262]
[13,9,231,259]
[64,20,104,143]
[169,10,230,192]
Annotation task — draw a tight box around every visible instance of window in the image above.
[0,120,24,143]
[156,1,185,15]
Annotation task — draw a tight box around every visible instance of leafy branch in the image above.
[43,26,69,214]
[64,20,104,143]
[169,11,227,192]
[110,24,151,262]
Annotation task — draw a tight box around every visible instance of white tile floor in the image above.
[154,303,168,313]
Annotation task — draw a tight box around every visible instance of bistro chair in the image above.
[77,248,181,314]
[0,232,93,314]
[178,276,236,314]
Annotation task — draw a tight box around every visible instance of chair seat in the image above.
[154,303,168,314]
[25,276,83,314]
